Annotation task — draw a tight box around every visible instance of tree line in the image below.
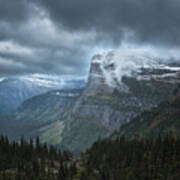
[80,135,180,180]
[0,135,77,180]
[0,135,180,179]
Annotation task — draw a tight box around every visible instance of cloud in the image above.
[0,0,29,23]
[0,3,95,76]
[0,0,180,77]
[34,0,180,46]
[95,46,180,87]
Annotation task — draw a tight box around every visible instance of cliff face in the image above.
[84,54,115,96]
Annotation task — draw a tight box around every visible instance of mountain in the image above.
[65,52,180,129]
[0,74,86,115]
[112,91,180,140]
[55,53,180,152]
[1,52,180,153]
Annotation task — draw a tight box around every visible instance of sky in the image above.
[0,0,180,77]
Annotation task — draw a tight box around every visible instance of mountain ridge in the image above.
[0,75,86,115]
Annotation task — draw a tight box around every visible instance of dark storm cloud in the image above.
[0,0,92,76]
[0,0,31,23]
[0,0,180,77]
[34,0,180,46]
[0,36,90,76]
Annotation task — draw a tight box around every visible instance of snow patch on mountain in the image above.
[52,91,80,97]
[0,74,86,115]
[19,74,86,89]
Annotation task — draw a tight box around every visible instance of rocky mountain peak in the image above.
[85,53,115,96]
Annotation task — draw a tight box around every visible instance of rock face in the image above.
[85,54,115,96]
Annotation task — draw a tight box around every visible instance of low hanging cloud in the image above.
[0,0,180,77]
[95,47,180,87]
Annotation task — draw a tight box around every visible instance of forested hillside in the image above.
[112,90,180,140]
[0,135,77,180]
[80,136,180,180]
[1,135,180,180]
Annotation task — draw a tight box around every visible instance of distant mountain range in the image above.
[0,74,86,115]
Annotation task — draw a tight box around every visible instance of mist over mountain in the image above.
[91,48,180,87]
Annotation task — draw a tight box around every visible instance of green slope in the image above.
[113,96,180,139]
